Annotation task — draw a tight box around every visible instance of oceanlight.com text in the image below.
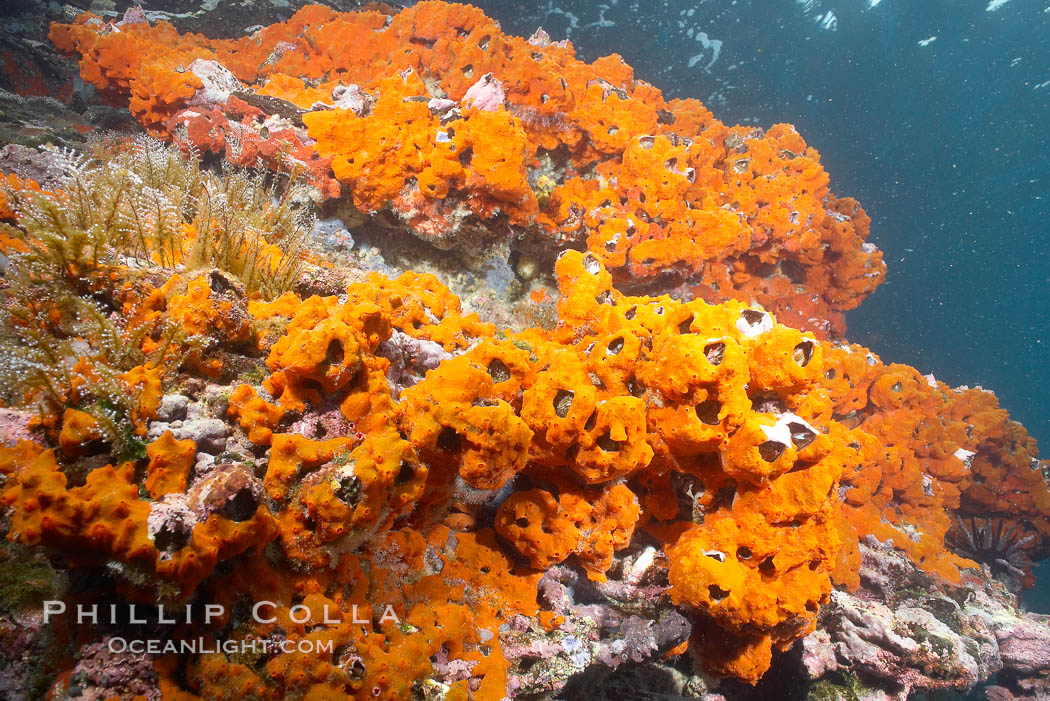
[106,637,336,655]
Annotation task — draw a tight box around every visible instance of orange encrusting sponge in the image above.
[50,1,886,337]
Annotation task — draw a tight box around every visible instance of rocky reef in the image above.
[0,2,1047,700]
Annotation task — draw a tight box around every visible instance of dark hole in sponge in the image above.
[553,389,573,418]
[793,340,814,367]
[741,309,766,326]
[695,399,722,425]
[335,475,362,506]
[780,258,807,284]
[759,557,776,575]
[788,422,817,450]
[597,432,620,452]
[708,585,730,602]
[208,270,233,294]
[487,358,511,383]
[437,427,462,452]
[704,342,725,366]
[221,489,258,522]
[325,339,344,366]
[758,440,786,462]
[711,482,737,511]
[394,460,415,485]
[154,522,191,552]
[751,394,786,415]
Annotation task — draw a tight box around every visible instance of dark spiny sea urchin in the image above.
[949,515,1037,581]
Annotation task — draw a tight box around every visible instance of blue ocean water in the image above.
[476,0,1050,608]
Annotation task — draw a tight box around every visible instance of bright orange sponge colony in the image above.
[0,2,1040,695]
[1,243,1046,689]
[51,1,885,338]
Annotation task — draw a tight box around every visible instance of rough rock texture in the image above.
[0,544,70,701]
[502,558,692,697]
[803,540,1050,700]
[0,408,35,446]
[147,386,234,454]
[63,639,160,701]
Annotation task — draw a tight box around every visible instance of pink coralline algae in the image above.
[463,73,506,112]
